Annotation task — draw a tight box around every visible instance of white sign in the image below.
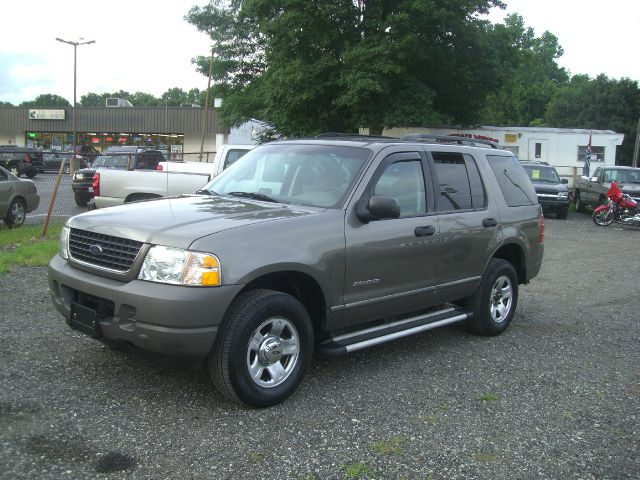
[28,109,66,120]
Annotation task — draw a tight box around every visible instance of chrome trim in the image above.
[337,276,480,311]
[332,306,456,343]
[344,313,469,352]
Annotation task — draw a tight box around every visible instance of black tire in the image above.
[466,259,518,336]
[592,208,614,226]
[209,289,314,408]
[574,191,586,213]
[557,208,568,219]
[74,193,90,207]
[63,164,71,175]
[4,198,27,228]
[8,163,20,177]
[26,171,37,179]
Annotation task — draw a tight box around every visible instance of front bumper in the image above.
[537,196,570,212]
[48,254,244,358]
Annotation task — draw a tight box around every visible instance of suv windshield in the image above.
[523,165,560,183]
[201,144,371,208]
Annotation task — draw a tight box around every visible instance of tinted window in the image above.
[373,160,426,217]
[487,155,537,207]
[433,152,475,211]
[224,149,251,169]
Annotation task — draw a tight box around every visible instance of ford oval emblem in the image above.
[89,244,104,256]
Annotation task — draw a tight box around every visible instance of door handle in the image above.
[482,218,498,228]
[414,225,436,237]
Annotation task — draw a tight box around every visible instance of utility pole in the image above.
[633,117,640,168]
[55,37,95,173]
[200,47,215,162]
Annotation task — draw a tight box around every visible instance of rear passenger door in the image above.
[342,151,440,328]
[426,150,501,304]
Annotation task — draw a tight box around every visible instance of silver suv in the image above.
[48,135,544,407]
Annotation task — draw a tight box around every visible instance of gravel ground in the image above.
[1,213,638,480]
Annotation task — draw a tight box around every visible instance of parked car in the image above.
[43,145,100,174]
[0,145,44,178]
[521,161,570,219]
[49,134,544,407]
[72,146,165,206]
[0,166,40,228]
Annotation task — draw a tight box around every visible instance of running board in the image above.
[319,306,471,356]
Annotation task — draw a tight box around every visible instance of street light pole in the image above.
[56,37,95,173]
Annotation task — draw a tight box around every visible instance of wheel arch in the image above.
[492,242,526,285]
[239,270,327,334]
[125,193,162,203]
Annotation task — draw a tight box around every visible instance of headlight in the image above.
[558,192,569,198]
[60,226,70,259]
[138,245,221,287]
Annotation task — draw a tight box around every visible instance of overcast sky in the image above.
[1,0,638,106]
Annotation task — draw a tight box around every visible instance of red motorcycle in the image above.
[592,181,640,227]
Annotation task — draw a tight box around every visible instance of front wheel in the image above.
[74,193,90,207]
[592,208,614,226]
[209,289,314,408]
[466,259,518,336]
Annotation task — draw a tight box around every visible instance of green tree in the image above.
[545,74,640,165]
[20,94,71,107]
[480,14,568,126]
[186,0,506,136]
[0,101,13,106]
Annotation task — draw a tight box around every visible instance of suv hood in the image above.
[68,195,319,249]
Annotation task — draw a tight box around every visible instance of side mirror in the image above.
[356,195,400,223]
[561,178,568,184]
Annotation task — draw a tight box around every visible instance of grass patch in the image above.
[478,393,500,402]
[344,463,376,479]
[249,452,265,463]
[369,436,406,455]
[475,452,497,463]
[0,224,61,274]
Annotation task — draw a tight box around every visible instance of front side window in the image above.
[203,144,371,208]
[372,160,426,217]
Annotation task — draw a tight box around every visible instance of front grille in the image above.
[69,228,143,272]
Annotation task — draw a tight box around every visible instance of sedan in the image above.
[0,166,40,228]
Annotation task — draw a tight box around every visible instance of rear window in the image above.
[487,155,537,207]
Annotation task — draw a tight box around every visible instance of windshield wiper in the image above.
[227,191,278,203]
[196,189,218,196]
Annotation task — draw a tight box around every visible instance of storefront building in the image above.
[0,105,232,157]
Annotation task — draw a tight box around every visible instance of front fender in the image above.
[593,204,609,214]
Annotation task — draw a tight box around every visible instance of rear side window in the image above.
[487,155,537,207]
[432,152,485,212]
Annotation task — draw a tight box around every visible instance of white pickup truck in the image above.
[92,145,253,209]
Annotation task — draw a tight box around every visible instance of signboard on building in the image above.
[28,109,66,120]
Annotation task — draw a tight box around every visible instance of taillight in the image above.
[93,172,100,197]
[156,164,163,171]
[539,213,545,243]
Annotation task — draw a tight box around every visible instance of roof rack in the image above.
[401,134,501,149]
[315,132,397,140]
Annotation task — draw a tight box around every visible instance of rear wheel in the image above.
[63,164,71,175]
[574,191,586,213]
[74,193,90,207]
[466,259,518,336]
[592,208,614,226]
[4,198,26,228]
[209,289,313,408]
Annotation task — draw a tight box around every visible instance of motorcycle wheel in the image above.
[592,209,614,226]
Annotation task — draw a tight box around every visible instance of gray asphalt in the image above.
[1,213,638,480]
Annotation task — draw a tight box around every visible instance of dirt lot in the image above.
[1,213,638,479]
